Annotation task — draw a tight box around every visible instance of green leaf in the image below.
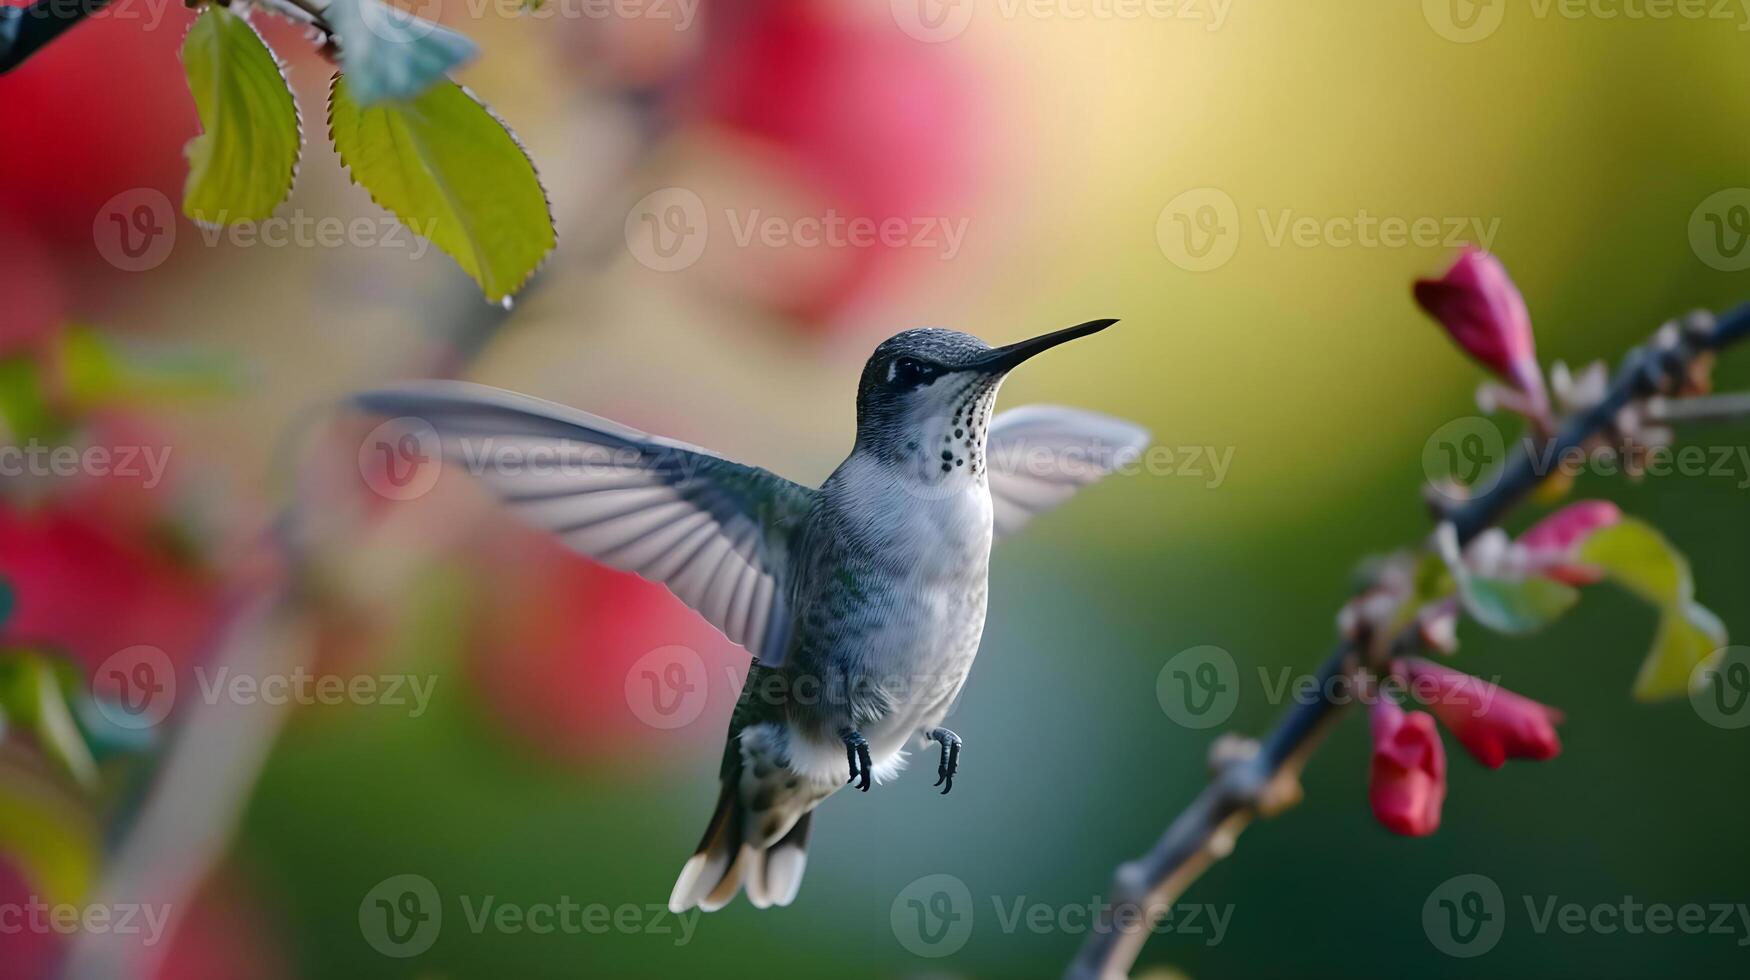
[0,652,98,789]
[1457,573,1580,635]
[328,73,555,303]
[1579,518,1729,700]
[0,356,67,444]
[0,747,98,905]
[180,6,300,224]
[57,325,239,410]
[324,0,478,105]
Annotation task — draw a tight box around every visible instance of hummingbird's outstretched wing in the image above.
[985,405,1150,538]
[353,381,815,665]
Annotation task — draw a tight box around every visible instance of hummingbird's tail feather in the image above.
[669,782,816,913]
[762,811,812,907]
[669,783,741,913]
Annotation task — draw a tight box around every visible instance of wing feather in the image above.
[354,381,815,665]
[985,405,1149,539]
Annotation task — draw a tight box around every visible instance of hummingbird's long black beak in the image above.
[965,318,1119,374]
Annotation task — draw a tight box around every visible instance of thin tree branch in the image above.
[1646,390,1750,426]
[1066,305,1750,980]
[0,0,109,74]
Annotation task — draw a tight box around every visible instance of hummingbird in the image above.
[353,318,1147,913]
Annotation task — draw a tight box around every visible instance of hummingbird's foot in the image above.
[840,728,872,792]
[926,728,961,795]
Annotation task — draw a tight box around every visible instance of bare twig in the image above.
[1067,305,1750,980]
[1647,391,1750,426]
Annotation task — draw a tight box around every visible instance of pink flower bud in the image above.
[1400,658,1563,769]
[1414,248,1549,417]
[1517,500,1622,585]
[1369,699,1447,837]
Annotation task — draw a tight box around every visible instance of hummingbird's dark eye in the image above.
[886,357,933,389]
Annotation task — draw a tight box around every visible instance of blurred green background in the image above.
[5,1,1750,977]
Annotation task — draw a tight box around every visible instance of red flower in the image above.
[0,218,65,357]
[1400,658,1563,769]
[1517,499,1621,585]
[0,496,222,678]
[1369,698,1447,836]
[684,0,975,327]
[1414,248,1548,417]
[469,524,745,764]
[0,7,195,262]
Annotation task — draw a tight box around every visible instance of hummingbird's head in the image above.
[852,319,1117,479]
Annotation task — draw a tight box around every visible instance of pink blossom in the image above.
[1414,248,1549,417]
[1518,500,1622,585]
[1400,658,1564,769]
[1369,699,1447,836]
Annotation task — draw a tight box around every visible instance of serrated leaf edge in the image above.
[324,71,557,304]
[178,4,304,228]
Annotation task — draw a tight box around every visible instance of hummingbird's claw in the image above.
[927,728,961,795]
[840,728,872,792]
